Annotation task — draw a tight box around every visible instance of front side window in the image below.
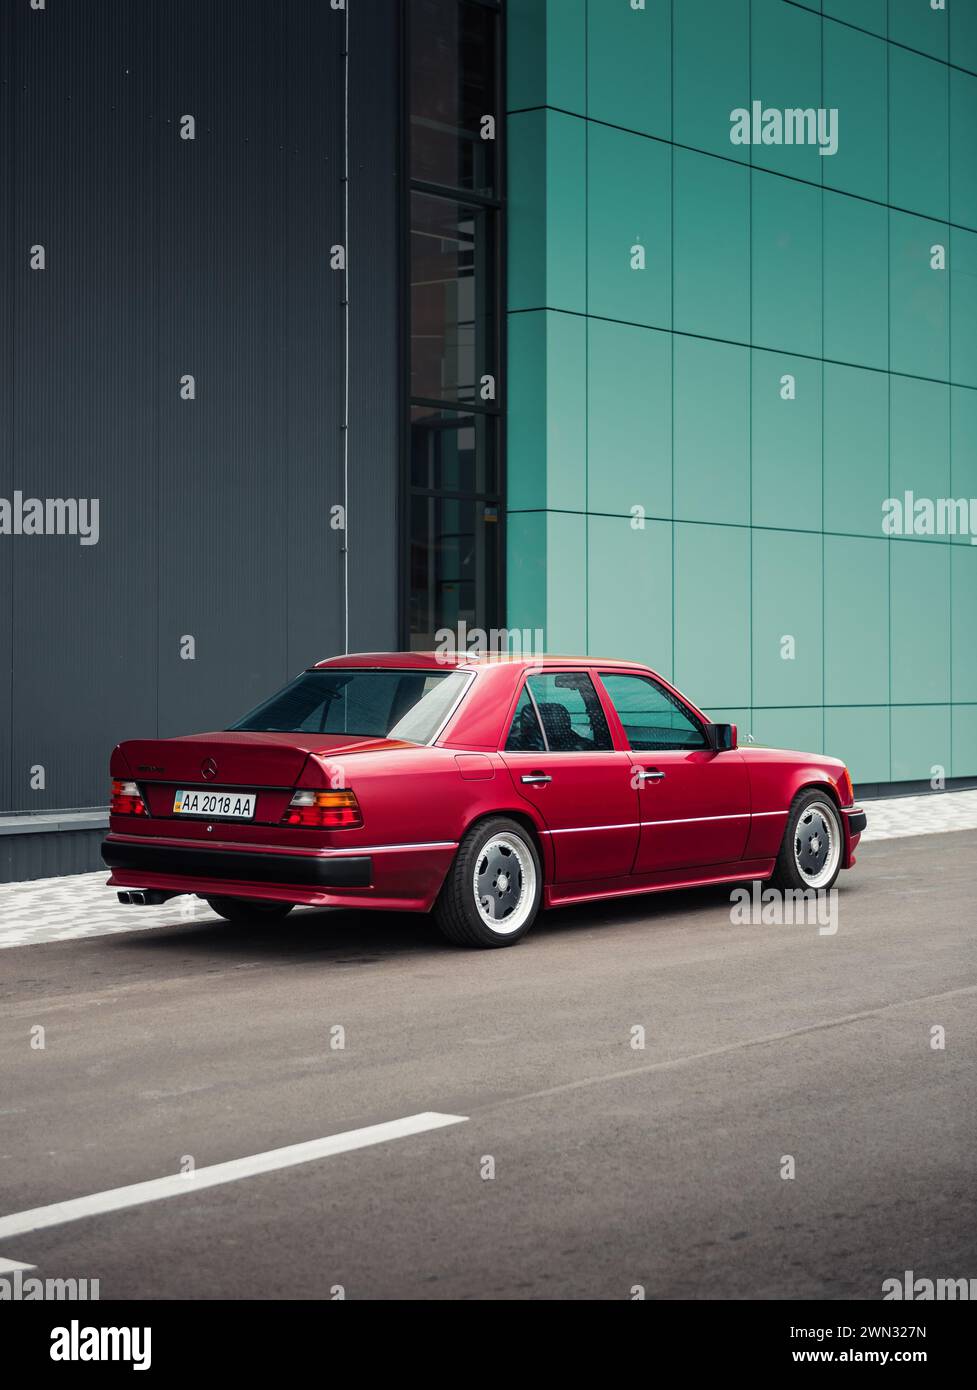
[229,669,468,745]
[525,673,613,752]
[598,673,706,751]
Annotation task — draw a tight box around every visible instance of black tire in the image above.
[434,816,542,949]
[204,896,294,924]
[769,788,844,893]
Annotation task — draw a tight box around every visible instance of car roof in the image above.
[311,651,654,672]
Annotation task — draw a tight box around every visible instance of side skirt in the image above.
[543,859,777,910]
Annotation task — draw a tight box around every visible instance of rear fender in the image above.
[455,804,554,885]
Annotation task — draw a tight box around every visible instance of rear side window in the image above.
[598,672,706,751]
[525,672,613,752]
[505,685,545,751]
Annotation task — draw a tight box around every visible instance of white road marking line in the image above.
[0,1256,36,1273]
[0,1112,468,1241]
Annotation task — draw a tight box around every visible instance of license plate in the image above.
[173,789,257,820]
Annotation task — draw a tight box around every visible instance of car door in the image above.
[500,671,639,883]
[594,670,750,873]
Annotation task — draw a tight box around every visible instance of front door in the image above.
[595,670,750,873]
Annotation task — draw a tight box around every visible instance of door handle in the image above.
[521,773,552,785]
[635,768,665,782]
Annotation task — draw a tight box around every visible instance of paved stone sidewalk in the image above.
[0,873,222,950]
[858,787,977,840]
[1,789,975,949]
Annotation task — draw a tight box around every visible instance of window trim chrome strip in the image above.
[523,679,550,753]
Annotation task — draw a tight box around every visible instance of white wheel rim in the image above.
[472,833,536,935]
[793,800,841,889]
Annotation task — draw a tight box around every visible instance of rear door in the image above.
[594,670,750,873]
[500,671,638,882]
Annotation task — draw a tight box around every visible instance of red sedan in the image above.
[102,653,867,948]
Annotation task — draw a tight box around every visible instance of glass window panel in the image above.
[229,668,466,743]
[410,0,498,196]
[599,673,706,751]
[525,673,613,752]
[409,493,501,649]
[407,2,502,653]
[410,405,498,495]
[410,192,496,405]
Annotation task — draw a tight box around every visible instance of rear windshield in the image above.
[228,668,469,744]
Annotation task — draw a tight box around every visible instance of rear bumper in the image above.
[101,832,457,911]
[101,837,371,888]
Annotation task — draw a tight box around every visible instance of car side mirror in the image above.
[706,722,737,751]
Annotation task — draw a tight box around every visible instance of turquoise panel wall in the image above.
[507,0,977,786]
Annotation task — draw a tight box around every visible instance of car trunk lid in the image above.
[114,731,415,824]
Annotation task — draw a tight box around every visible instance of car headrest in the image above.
[536,701,575,750]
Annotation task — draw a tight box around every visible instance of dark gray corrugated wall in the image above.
[0,0,400,855]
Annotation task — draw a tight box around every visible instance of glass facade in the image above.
[409,193,497,405]
[506,0,977,787]
[407,0,504,650]
[410,0,500,195]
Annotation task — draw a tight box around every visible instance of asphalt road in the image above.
[1,831,975,1300]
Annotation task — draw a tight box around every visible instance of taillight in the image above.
[838,767,854,806]
[111,779,148,816]
[280,788,362,828]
